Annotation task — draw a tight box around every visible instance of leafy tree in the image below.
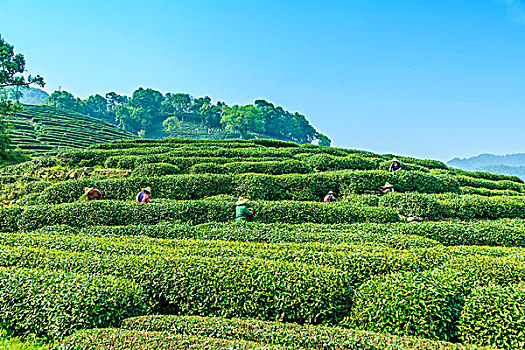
[0,35,45,160]
[162,116,180,133]
[162,93,192,122]
[221,105,265,138]
[42,91,82,112]
[115,105,141,133]
[83,94,110,121]
[105,92,129,113]
[0,36,44,89]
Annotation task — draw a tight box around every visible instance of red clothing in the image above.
[86,189,102,201]
[136,191,151,203]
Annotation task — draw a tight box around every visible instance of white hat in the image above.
[236,197,249,205]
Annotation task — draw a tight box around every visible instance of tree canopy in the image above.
[0,35,45,160]
[41,88,330,146]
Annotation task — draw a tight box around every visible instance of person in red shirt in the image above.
[84,187,102,201]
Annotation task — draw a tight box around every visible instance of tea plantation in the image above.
[3,105,134,155]
[2,138,525,349]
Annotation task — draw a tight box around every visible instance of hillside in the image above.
[448,153,525,180]
[4,105,134,154]
[1,139,525,349]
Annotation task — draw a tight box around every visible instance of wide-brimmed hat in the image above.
[84,187,92,195]
[143,186,152,193]
[327,191,335,194]
[236,197,249,205]
[391,157,399,162]
[381,182,393,188]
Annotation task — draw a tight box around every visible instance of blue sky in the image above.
[1,0,524,161]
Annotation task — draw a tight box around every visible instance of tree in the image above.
[42,91,82,112]
[162,93,192,122]
[221,105,265,138]
[162,116,180,134]
[0,35,45,159]
[83,94,110,121]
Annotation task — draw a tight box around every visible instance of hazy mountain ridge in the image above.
[448,153,525,180]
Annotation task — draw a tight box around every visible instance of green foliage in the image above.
[459,284,525,349]
[121,315,481,350]
[0,267,147,339]
[130,163,181,177]
[0,199,399,232]
[342,269,468,342]
[307,154,378,171]
[27,222,441,249]
[59,329,285,350]
[0,244,353,325]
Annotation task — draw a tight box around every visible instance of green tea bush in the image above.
[460,186,523,197]
[388,219,525,247]
[36,171,460,205]
[0,232,444,287]
[130,163,181,177]
[0,245,353,324]
[307,154,378,171]
[1,199,399,232]
[0,267,147,339]
[459,284,525,349]
[121,315,485,350]
[342,269,468,342]
[379,193,445,219]
[443,255,525,287]
[438,195,525,220]
[189,162,226,174]
[28,222,440,249]
[222,159,313,175]
[59,329,285,350]
[455,175,524,192]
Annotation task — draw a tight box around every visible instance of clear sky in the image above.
[1,0,524,161]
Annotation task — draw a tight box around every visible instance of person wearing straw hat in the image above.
[380,182,395,194]
[389,157,402,172]
[136,187,151,203]
[235,197,254,222]
[84,187,102,201]
[323,190,338,203]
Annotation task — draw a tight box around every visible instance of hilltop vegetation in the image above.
[0,138,525,349]
[41,89,330,145]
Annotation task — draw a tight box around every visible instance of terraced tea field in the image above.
[4,105,134,154]
[1,138,525,349]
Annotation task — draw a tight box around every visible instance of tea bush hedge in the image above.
[0,267,147,339]
[28,222,441,249]
[59,329,284,350]
[0,245,353,324]
[306,154,378,171]
[380,193,525,220]
[459,284,525,349]
[454,175,524,192]
[121,315,488,350]
[0,232,445,287]
[460,186,523,197]
[343,269,468,342]
[0,200,399,232]
[130,163,181,177]
[36,170,460,204]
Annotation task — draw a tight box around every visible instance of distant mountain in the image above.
[20,87,50,105]
[448,153,525,180]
